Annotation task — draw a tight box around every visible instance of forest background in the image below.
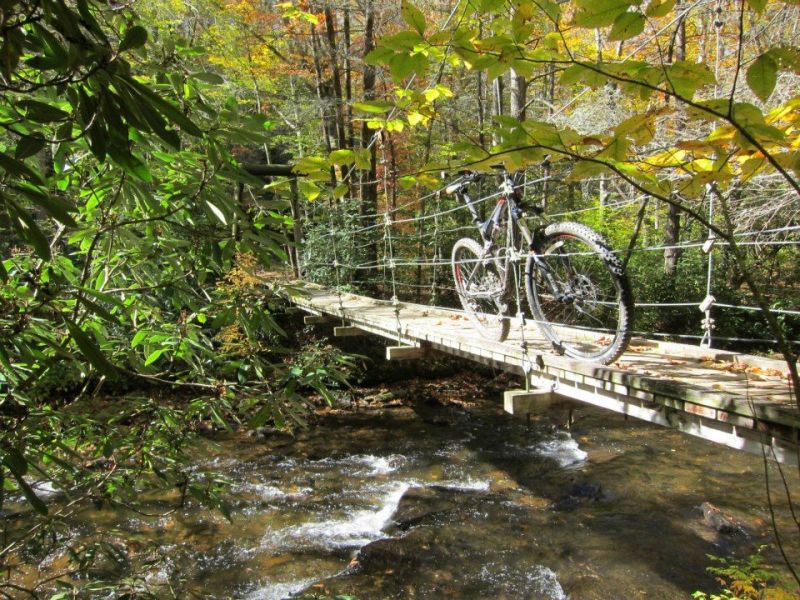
[1,0,799,595]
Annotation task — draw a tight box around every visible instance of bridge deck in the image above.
[288,283,799,465]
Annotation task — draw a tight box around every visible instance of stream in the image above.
[15,372,800,598]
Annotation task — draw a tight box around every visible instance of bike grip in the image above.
[444,182,463,195]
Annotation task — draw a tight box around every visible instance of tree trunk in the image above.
[288,178,303,278]
[343,7,354,149]
[476,20,487,150]
[664,11,686,277]
[491,76,504,145]
[477,70,486,150]
[310,24,333,154]
[324,6,347,152]
[509,68,527,121]
[360,0,378,272]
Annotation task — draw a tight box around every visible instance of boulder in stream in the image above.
[392,485,465,530]
[354,536,422,573]
[699,501,745,535]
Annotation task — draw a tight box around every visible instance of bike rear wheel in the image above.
[525,222,632,364]
[452,237,510,342]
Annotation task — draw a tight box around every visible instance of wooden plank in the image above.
[304,315,329,325]
[503,389,557,416]
[386,345,426,361]
[334,326,367,338]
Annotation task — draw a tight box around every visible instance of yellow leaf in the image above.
[407,111,426,126]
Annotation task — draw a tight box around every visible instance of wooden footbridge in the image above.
[287,282,800,466]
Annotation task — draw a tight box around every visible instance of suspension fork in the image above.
[525,225,570,303]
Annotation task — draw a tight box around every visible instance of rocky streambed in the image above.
[169,373,800,598]
[10,371,800,598]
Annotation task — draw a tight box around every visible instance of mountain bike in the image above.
[448,166,633,365]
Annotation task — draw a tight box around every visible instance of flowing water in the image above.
[12,374,800,599]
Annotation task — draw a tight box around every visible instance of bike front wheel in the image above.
[452,237,510,342]
[525,222,633,364]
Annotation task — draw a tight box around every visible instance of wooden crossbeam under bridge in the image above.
[288,282,800,466]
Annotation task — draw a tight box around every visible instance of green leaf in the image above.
[352,100,394,114]
[644,0,676,16]
[354,149,372,170]
[329,149,355,165]
[0,152,44,184]
[205,201,228,225]
[401,0,426,35]
[363,47,395,66]
[77,296,119,325]
[768,47,800,74]
[615,112,657,144]
[119,25,148,52]
[2,447,27,476]
[747,123,785,142]
[193,71,225,84]
[568,159,611,181]
[20,100,70,123]
[298,180,322,201]
[120,77,203,137]
[3,193,51,259]
[12,182,76,227]
[294,155,330,175]
[538,0,561,23]
[131,330,147,348]
[388,53,427,82]
[380,31,424,51]
[666,61,715,98]
[573,0,636,28]
[608,11,645,40]
[108,148,152,182]
[747,52,778,102]
[248,404,272,428]
[731,102,766,126]
[745,0,767,13]
[65,320,118,377]
[15,135,46,160]
[144,348,167,366]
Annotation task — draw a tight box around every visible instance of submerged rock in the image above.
[355,536,421,572]
[392,485,465,530]
[699,502,745,535]
[551,482,605,511]
[247,426,294,441]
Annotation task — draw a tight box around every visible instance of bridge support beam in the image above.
[304,315,330,325]
[386,345,427,361]
[504,389,557,416]
[503,388,563,416]
[334,326,367,338]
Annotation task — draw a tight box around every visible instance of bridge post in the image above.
[334,326,367,337]
[386,345,427,360]
[304,315,330,325]
[504,389,557,416]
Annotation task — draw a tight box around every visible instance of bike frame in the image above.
[455,172,557,292]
